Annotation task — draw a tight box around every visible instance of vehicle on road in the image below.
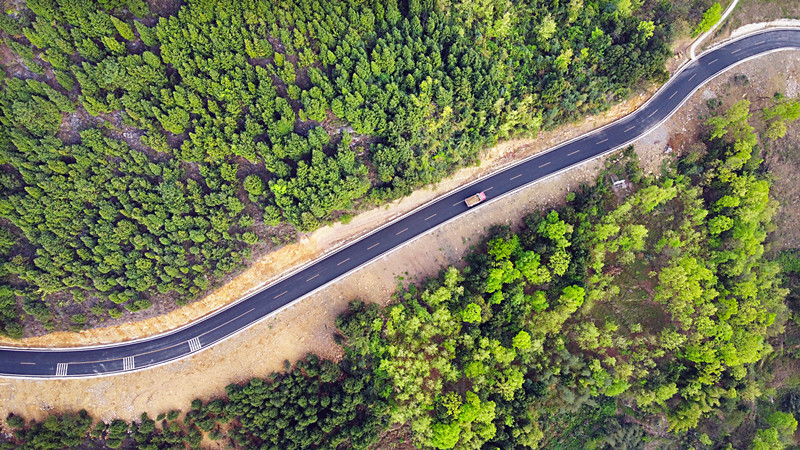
[465,192,487,207]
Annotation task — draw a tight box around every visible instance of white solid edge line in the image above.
[690,0,740,60]
[1,33,799,379]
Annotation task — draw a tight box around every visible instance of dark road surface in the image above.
[2,29,799,378]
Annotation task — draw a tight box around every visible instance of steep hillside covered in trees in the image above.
[0,0,712,335]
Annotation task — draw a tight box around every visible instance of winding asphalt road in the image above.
[2,29,800,378]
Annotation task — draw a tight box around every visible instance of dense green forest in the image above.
[4,98,800,449]
[0,0,715,336]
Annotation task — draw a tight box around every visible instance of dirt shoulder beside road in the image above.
[2,45,797,428]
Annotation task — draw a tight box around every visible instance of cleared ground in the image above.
[727,0,800,29]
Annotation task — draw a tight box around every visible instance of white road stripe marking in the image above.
[452,201,462,207]
[367,242,380,250]
[484,186,494,191]
[731,48,742,54]
[568,150,580,156]
[709,58,718,64]
[624,126,635,133]
[188,337,201,352]
[20,362,35,365]
[306,274,319,282]
[424,214,437,220]
[688,73,697,81]
[337,258,350,266]
[274,291,287,299]
[396,228,408,235]
[647,109,658,118]
[538,161,551,168]
[123,356,135,371]
[510,174,522,180]
[669,90,679,99]
[755,40,765,45]
[596,139,608,144]
[197,308,255,340]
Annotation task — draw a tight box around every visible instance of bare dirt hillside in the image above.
[704,0,800,49]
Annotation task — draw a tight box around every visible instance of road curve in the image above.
[689,0,740,60]
[2,29,800,379]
